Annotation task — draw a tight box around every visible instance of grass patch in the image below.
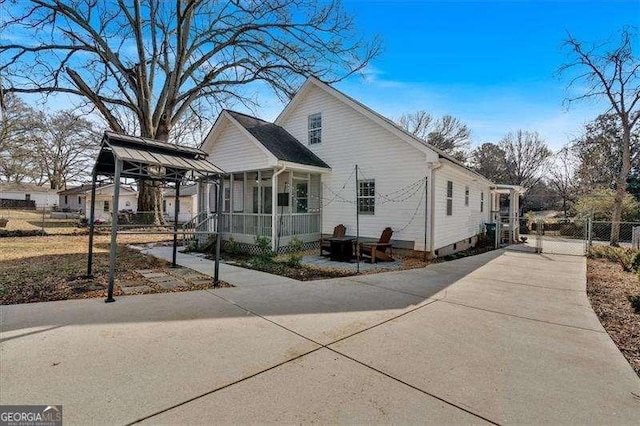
[586,258,640,377]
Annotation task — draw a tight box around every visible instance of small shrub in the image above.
[183,239,200,253]
[629,295,640,314]
[589,246,639,272]
[223,237,239,256]
[476,232,491,248]
[254,235,275,263]
[631,251,640,273]
[200,234,217,254]
[286,237,304,267]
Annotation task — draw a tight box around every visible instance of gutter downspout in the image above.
[271,164,287,252]
[427,161,442,255]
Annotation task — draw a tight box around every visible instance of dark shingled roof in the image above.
[226,110,330,169]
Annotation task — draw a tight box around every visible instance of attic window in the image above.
[308,113,322,144]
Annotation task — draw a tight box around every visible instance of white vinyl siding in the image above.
[433,163,492,250]
[278,84,438,251]
[206,119,272,172]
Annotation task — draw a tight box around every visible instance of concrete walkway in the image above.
[1,250,639,425]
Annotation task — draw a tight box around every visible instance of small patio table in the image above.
[328,237,355,262]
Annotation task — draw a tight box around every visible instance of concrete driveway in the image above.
[1,249,639,425]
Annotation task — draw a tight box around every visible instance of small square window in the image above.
[308,113,322,144]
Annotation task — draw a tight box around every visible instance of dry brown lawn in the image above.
[0,234,221,305]
[586,258,640,377]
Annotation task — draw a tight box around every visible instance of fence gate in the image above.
[539,218,588,255]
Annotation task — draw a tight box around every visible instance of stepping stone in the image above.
[142,272,169,279]
[118,281,143,288]
[151,276,174,283]
[155,280,185,289]
[121,285,153,295]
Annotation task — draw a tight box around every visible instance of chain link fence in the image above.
[1,206,199,237]
[503,216,640,256]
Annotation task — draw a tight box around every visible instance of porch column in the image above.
[514,191,520,241]
[271,170,278,251]
[509,188,516,243]
[204,183,210,213]
[86,169,98,278]
[105,158,122,303]
[229,173,234,233]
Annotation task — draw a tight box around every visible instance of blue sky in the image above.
[261,0,640,150]
[14,0,638,151]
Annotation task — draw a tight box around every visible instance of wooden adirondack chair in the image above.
[320,224,346,255]
[359,227,394,263]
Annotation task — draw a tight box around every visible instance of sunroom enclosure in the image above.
[196,168,322,250]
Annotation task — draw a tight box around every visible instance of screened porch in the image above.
[195,168,322,248]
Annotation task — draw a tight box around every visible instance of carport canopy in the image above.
[87,131,225,303]
[94,131,223,181]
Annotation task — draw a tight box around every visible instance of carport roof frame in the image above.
[94,131,224,182]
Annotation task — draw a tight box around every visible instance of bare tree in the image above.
[0,0,380,223]
[34,111,100,189]
[560,27,639,245]
[0,94,41,183]
[548,146,577,218]
[499,130,552,188]
[397,110,470,161]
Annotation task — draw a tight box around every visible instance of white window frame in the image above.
[308,113,322,144]
[480,191,484,213]
[446,181,453,216]
[295,181,308,213]
[358,179,375,215]
[465,185,469,207]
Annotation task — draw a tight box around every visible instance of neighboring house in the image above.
[57,184,92,212]
[0,182,59,209]
[199,77,523,255]
[58,184,138,221]
[163,184,198,223]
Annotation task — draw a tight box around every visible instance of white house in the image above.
[0,182,58,209]
[57,184,91,212]
[163,184,198,223]
[199,77,523,256]
[58,184,138,222]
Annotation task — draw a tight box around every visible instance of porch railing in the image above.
[277,213,321,236]
[195,212,320,238]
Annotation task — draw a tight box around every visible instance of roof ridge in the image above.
[224,109,269,124]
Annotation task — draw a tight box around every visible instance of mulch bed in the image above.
[586,258,640,377]
[0,244,230,305]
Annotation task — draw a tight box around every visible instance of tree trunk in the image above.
[135,122,170,225]
[137,180,164,225]
[610,123,632,246]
